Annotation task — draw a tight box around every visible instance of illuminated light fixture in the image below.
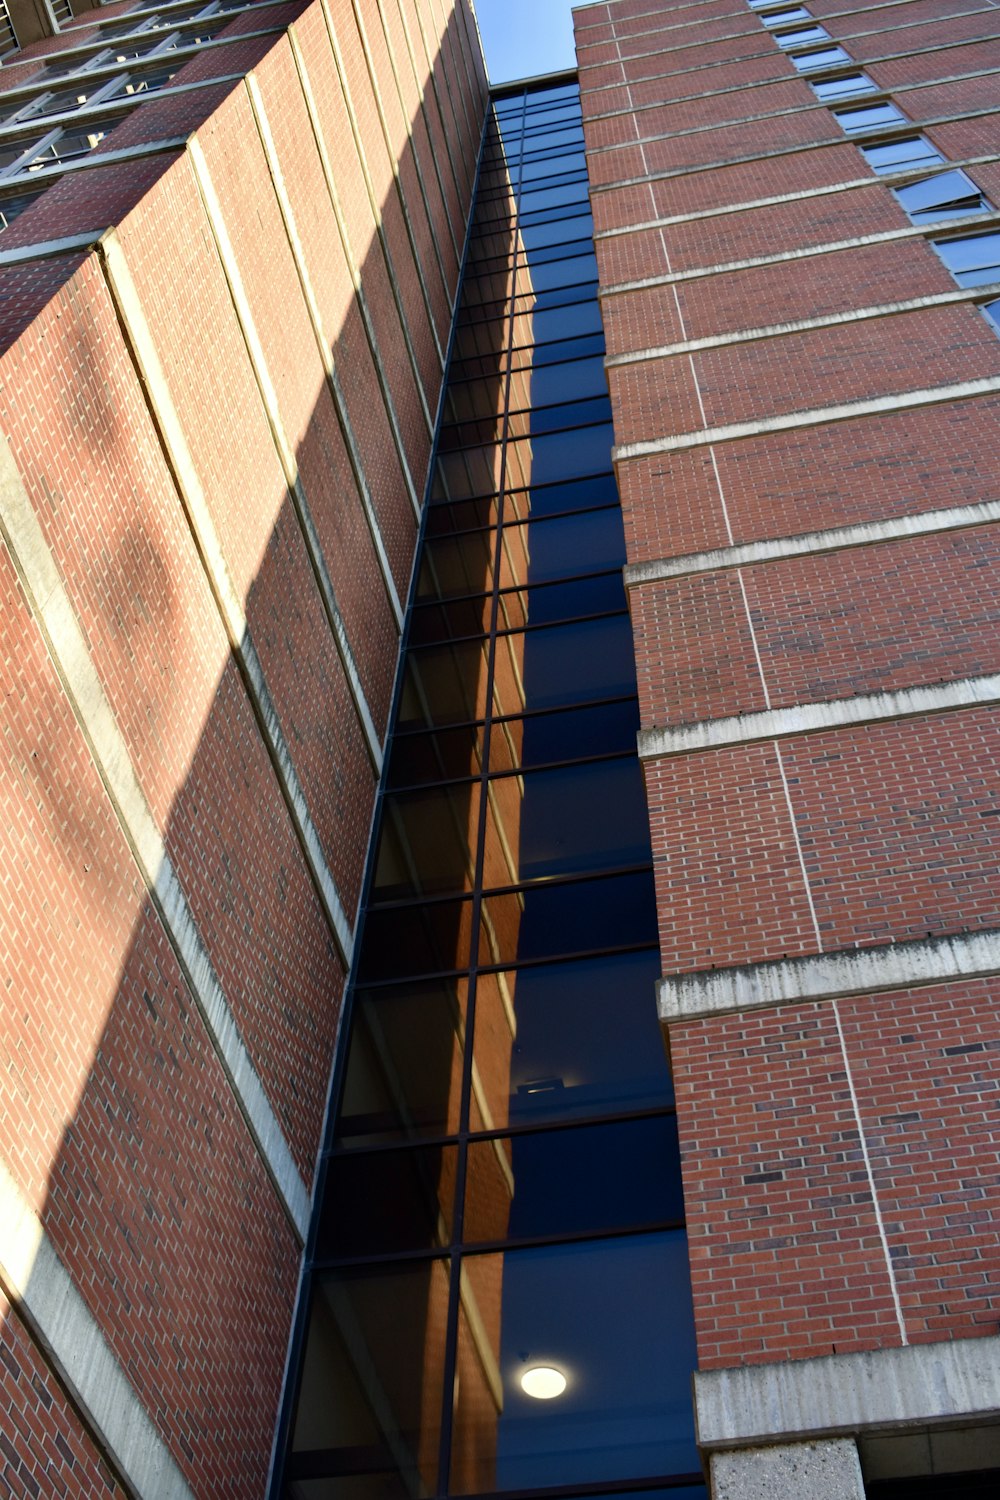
[520,1366,567,1399]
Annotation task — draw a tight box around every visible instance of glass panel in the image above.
[416,530,497,601]
[491,613,636,716]
[335,978,470,1146]
[290,1261,449,1493]
[472,950,672,1130]
[862,135,942,173]
[465,1116,683,1244]
[493,699,640,771]
[480,869,658,968]
[791,44,850,69]
[504,472,619,519]
[812,71,876,100]
[408,595,496,646]
[481,758,650,887]
[357,897,475,982]
[775,22,829,46]
[895,168,987,222]
[386,724,487,788]
[934,230,1000,285]
[371,783,481,901]
[397,640,492,730]
[451,1233,698,1492]
[316,1145,457,1258]
[762,5,811,23]
[504,423,614,488]
[983,299,1000,332]
[835,100,905,132]
[499,506,625,585]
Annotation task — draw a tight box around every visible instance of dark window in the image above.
[762,4,811,24]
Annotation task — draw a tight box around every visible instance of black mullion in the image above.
[386,746,640,798]
[392,691,636,739]
[310,1217,689,1274]
[370,859,655,915]
[327,1102,678,1158]
[406,605,628,652]
[435,84,527,1498]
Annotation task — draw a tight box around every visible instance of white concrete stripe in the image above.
[319,0,437,429]
[613,375,1000,458]
[832,998,909,1346]
[599,172,1000,283]
[606,278,1000,364]
[578,0,990,45]
[582,29,997,112]
[624,498,1000,586]
[244,70,406,620]
[0,1156,194,1500]
[0,433,311,1242]
[694,1330,1000,1447]
[0,230,103,262]
[287,26,422,521]
[658,925,1000,1022]
[186,136,384,771]
[639,669,1000,760]
[585,63,1000,139]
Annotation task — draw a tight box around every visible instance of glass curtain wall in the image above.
[276,79,703,1500]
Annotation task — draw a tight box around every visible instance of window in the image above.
[861,134,943,174]
[932,230,1000,287]
[834,99,905,132]
[792,44,851,70]
[894,169,989,224]
[762,4,811,23]
[812,71,877,101]
[775,21,829,46]
[983,300,1000,332]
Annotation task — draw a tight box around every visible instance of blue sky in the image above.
[474,0,580,85]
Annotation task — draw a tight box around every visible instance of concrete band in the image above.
[613,374,1000,457]
[710,1439,866,1500]
[605,277,1000,363]
[0,1156,195,1500]
[624,498,1000,585]
[695,1334,1000,1450]
[658,923,1000,1021]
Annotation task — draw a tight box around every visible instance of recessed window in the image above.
[792,44,851,70]
[762,4,811,24]
[775,21,829,46]
[834,100,905,132]
[932,230,1000,287]
[812,71,878,101]
[894,169,989,224]
[861,134,943,174]
[983,299,1000,332]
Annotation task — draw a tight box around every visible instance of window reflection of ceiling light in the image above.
[520,1366,567,1399]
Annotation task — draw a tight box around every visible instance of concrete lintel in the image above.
[710,1438,865,1500]
[0,1156,194,1500]
[639,669,1000,760]
[605,279,1000,365]
[657,925,1000,1022]
[695,1336,1000,1451]
[613,375,1000,457]
[623,498,1000,586]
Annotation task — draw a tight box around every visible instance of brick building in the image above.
[0,0,998,1496]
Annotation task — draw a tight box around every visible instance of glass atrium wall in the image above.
[275,79,704,1500]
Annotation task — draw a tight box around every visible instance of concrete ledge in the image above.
[658,925,1000,1021]
[638,670,1000,759]
[623,499,1000,586]
[695,1336,1000,1450]
[711,1438,865,1500]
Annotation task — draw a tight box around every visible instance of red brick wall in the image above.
[581,0,1000,1381]
[0,0,485,1494]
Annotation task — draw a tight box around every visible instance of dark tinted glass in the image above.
[472,950,672,1129]
[480,758,650,886]
[371,783,480,901]
[504,472,618,519]
[397,640,491,730]
[334,978,470,1145]
[526,353,609,406]
[493,698,640,770]
[493,613,636,712]
[357,898,475,982]
[494,574,625,633]
[316,1145,457,1258]
[505,423,614,486]
[290,1261,449,1491]
[480,870,658,966]
[416,530,497,599]
[501,506,625,582]
[862,134,942,173]
[465,1116,684,1243]
[451,1233,698,1492]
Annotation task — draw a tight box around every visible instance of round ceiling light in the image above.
[520,1366,567,1400]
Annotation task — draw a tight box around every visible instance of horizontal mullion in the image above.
[328,1102,678,1158]
[365,860,655,915]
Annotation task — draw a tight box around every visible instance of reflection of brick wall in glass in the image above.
[276,78,699,1500]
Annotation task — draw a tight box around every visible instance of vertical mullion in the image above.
[436,88,528,1499]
